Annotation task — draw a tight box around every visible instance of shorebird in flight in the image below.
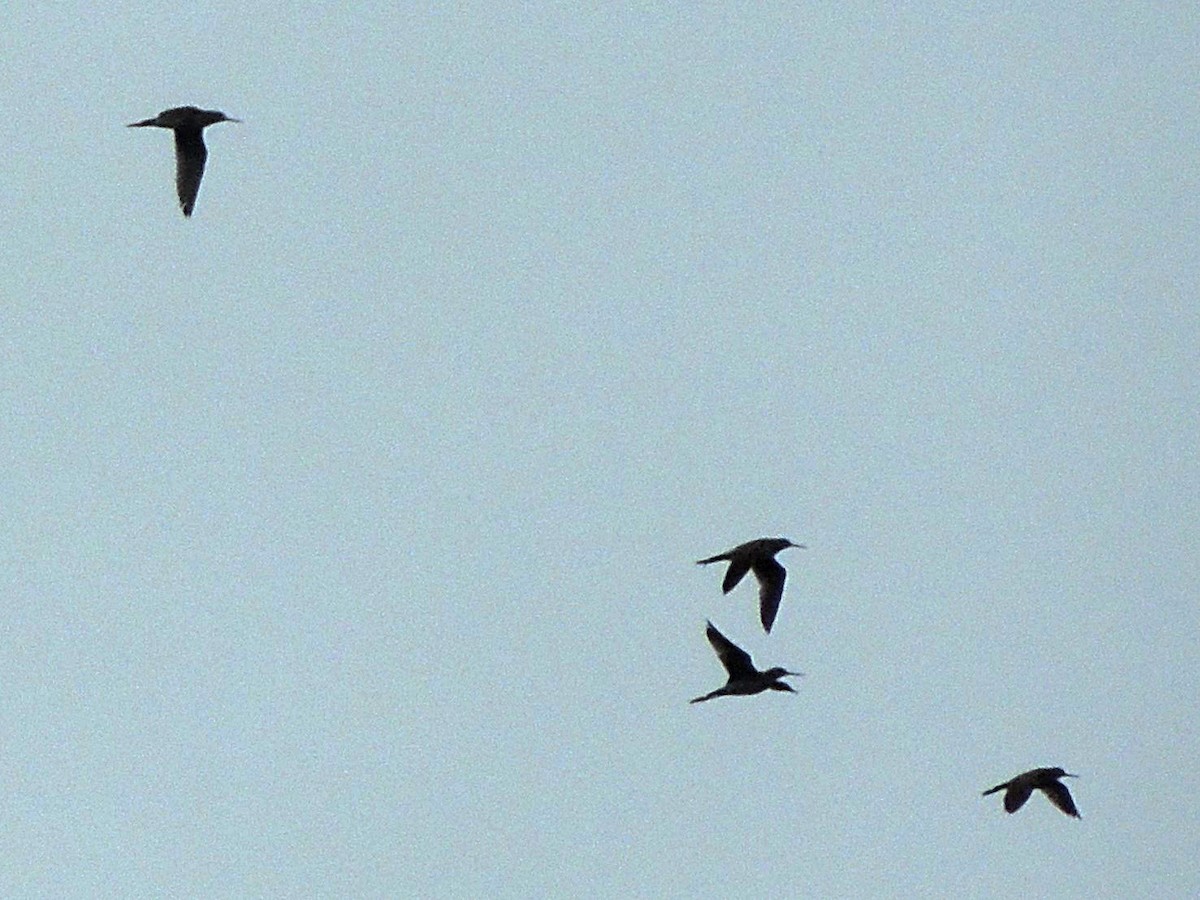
[690,621,803,704]
[982,767,1081,818]
[697,537,805,633]
[128,106,241,216]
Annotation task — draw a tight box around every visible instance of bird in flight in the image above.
[982,767,1081,818]
[128,106,241,216]
[690,620,803,704]
[697,537,805,633]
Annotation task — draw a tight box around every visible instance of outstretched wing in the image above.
[174,128,208,217]
[705,621,756,679]
[1003,783,1033,814]
[721,557,751,594]
[752,557,787,633]
[1041,782,1081,818]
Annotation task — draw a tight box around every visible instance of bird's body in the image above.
[128,106,240,216]
[697,537,804,633]
[982,767,1081,818]
[690,620,802,704]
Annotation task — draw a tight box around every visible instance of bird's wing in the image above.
[1041,782,1081,818]
[173,128,208,217]
[721,557,752,594]
[752,557,787,633]
[1003,783,1033,813]
[705,622,756,679]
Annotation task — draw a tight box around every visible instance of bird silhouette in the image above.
[982,767,1081,818]
[690,621,803,704]
[128,106,240,216]
[697,537,805,633]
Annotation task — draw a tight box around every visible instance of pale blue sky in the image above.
[1,4,1197,897]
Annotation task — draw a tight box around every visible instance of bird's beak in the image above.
[786,670,805,677]
[1063,773,1079,778]
[228,117,243,123]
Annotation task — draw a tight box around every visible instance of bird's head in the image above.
[190,108,241,128]
[1050,767,1079,779]
[765,667,804,681]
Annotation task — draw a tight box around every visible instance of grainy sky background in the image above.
[1,4,1197,898]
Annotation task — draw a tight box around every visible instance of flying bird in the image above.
[128,106,241,216]
[697,537,805,633]
[690,620,803,704]
[982,767,1081,818]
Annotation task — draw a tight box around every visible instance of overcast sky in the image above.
[1,4,1197,897]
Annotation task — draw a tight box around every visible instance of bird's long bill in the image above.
[785,670,805,677]
[127,118,156,127]
[1062,773,1079,778]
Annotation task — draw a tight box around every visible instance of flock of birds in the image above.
[691,538,804,703]
[126,104,1084,822]
[693,537,1081,820]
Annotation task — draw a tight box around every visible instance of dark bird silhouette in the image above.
[690,620,803,704]
[982,767,1081,818]
[697,537,805,633]
[128,106,241,216]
